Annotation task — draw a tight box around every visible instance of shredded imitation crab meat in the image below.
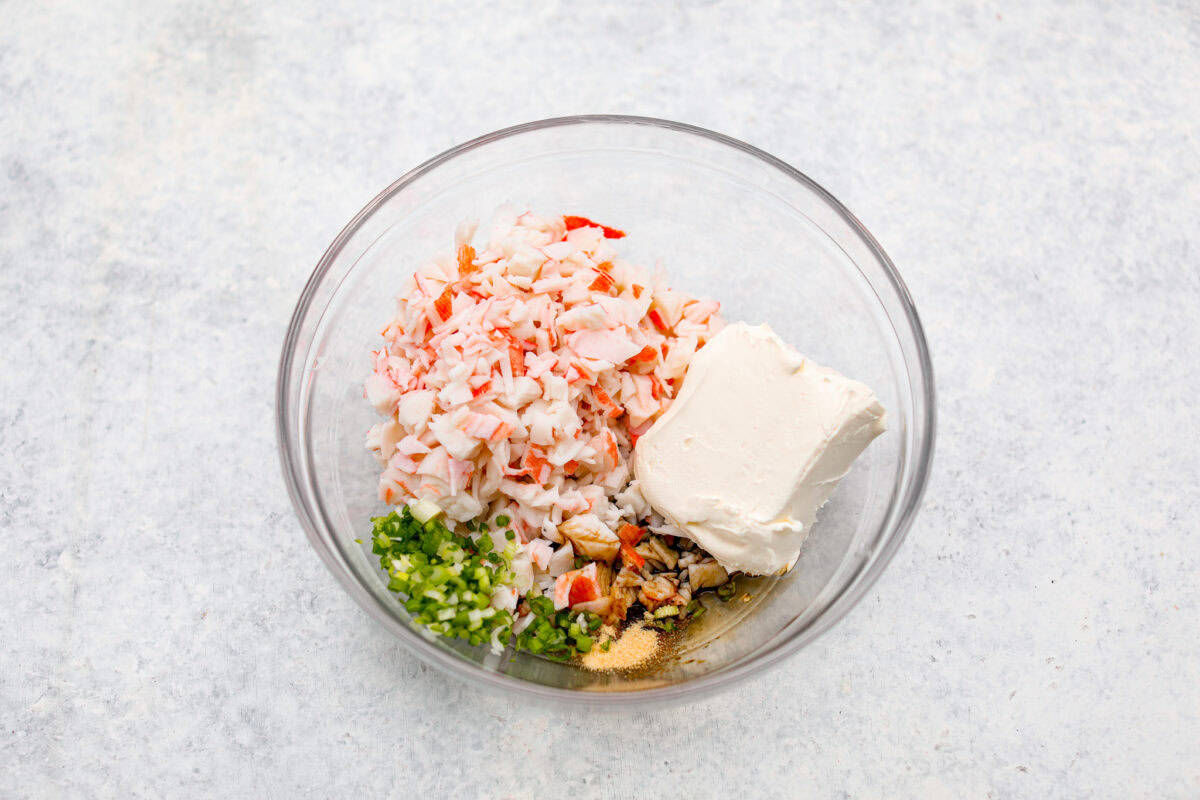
[365,210,723,583]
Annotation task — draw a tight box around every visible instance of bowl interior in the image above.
[283,119,930,698]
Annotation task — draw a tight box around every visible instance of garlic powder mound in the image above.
[581,622,659,671]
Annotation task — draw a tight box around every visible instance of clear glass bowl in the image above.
[276,115,935,704]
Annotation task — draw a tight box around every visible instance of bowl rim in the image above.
[276,114,936,705]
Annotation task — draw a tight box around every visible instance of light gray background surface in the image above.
[3,1,1198,797]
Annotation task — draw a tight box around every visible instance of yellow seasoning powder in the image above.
[581,621,660,672]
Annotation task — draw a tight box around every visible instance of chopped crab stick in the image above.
[365,210,723,596]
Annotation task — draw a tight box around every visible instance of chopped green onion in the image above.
[371,504,626,665]
[369,505,516,654]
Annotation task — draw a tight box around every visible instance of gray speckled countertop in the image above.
[3,1,1198,797]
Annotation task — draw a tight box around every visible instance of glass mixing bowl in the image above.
[276,115,935,704]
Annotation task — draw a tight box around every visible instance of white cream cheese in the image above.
[633,322,887,575]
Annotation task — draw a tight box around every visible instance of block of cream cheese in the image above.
[633,322,886,575]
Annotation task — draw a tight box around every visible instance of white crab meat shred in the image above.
[365,210,723,600]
